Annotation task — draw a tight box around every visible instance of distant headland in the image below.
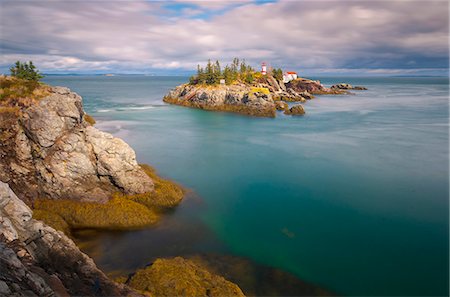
[163,58,367,117]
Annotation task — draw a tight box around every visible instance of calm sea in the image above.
[42,75,449,296]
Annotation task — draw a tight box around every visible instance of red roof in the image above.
[286,71,297,74]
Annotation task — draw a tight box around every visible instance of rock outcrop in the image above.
[284,104,306,116]
[163,83,276,117]
[331,83,367,90]
[0,86,153,204]
[0,181,142,296]
[275,101,289,111]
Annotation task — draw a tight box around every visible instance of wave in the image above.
[97,105,156,113]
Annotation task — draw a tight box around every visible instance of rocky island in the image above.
[163,58,366,117]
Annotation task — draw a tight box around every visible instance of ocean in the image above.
[42,75,449,296]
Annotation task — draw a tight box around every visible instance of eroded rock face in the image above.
[163,83,276,117]
[0,86,153,203]
[128,256,245,297]
[0,181,141,297]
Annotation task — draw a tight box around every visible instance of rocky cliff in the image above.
[0,83,153,204]
[0,181,142,297]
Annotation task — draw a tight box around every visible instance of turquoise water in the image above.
[43,75,449,296]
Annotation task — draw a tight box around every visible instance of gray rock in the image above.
[0,86,154,203]
[0,181,142,297]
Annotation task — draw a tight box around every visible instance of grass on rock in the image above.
[0,76,50,108]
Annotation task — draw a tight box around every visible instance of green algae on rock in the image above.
[128,257,245,297]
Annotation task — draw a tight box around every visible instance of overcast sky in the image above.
[0,0,448,75]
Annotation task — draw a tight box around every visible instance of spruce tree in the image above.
[9,61,44,81]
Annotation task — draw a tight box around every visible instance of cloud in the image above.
[0,0,448,74]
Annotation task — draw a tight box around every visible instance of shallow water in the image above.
[43,75,449,296]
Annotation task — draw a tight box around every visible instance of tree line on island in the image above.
[190,58,283,86]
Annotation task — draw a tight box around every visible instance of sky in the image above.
[0,0,448,76]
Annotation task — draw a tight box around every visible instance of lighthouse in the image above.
[261,62,267,75]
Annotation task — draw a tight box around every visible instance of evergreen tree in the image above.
[197,64,206,84]
[231,57,239,80]
[273,68,283,81]
[10,61,44,81]
[213,60,222,84]
[223,66,233,85]
[205,59,216,85]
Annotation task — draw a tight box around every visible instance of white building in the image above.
[283,71,298,83]
[261,62,267,75]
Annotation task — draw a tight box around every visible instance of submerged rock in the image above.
[128,256,245,297]
[284,104,306,116]
[189,254,334,296]
[0,83,153,204]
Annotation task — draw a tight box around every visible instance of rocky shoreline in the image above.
[0,76,246,296]
[163,74,366,117]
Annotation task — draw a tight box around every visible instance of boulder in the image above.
[284,105,306,116]
[275,101,289,111]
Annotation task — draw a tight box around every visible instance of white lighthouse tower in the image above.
[261,62,267,75]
